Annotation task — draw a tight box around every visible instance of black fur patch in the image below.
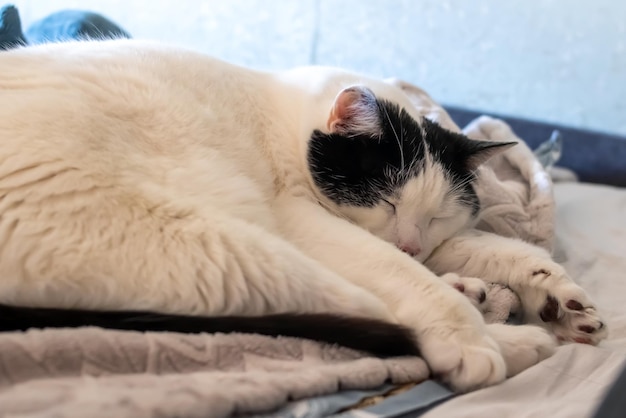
[0,303,419,358]
[308,99,481,214]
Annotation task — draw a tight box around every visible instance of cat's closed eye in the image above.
[381,199,396,215]
[428,215,450,227]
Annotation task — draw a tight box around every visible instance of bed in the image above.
[0,8,625,417]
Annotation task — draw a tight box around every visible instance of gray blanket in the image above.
[0,115,553,418]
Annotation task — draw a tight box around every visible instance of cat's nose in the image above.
[399,244,421,258]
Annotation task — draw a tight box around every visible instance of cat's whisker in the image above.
[448,176,474,193]
[382,104,405,172]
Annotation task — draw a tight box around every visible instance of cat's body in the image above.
[0,40,605,391]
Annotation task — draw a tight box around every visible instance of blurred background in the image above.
[7,0,626,137]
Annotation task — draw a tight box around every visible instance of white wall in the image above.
[10,0,626,135]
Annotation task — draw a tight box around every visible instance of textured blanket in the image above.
[0,329,428,417]
[468,116,555,253]
[0,88,554,418]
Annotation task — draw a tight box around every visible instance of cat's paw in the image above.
[515,265,607,345]
[486,323,557,376]
[420,327,506,392]
[537,291,607,345]
[440,273,488,310]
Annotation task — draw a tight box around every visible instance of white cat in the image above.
[0,40,605,391]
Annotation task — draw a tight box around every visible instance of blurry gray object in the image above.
[534,130,564,169]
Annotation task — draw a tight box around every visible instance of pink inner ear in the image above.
[327,87,360,131]
[327,86,377,133]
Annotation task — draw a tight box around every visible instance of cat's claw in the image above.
[516,265,608,345]
[440,273,488,311]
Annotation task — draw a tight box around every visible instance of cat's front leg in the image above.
[275,196,555,391]
[426,230,607,345]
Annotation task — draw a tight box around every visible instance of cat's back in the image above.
[0,40,286,224]
[0,40,270,165]
[1,41,281,197]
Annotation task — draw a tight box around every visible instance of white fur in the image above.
[0,40,566,392]
[341,160,475,261]
[427,230,607,344]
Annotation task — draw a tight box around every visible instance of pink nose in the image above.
[399,245,421,257]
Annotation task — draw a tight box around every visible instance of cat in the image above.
[0,39,605,391]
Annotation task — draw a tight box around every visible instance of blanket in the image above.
[0,328,428,417]
[468,116,556,253]
[0,114,551,418]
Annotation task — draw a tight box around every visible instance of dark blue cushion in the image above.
[446,106,626,187]
[26,9,130,44]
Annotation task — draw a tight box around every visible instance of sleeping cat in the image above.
[0,40,605,391]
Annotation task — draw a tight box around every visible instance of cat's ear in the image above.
[466,140,517,170]
[327,86,381,136]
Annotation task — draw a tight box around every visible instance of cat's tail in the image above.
[0,304,418,358]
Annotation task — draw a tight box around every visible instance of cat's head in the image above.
[307,85,514,262]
